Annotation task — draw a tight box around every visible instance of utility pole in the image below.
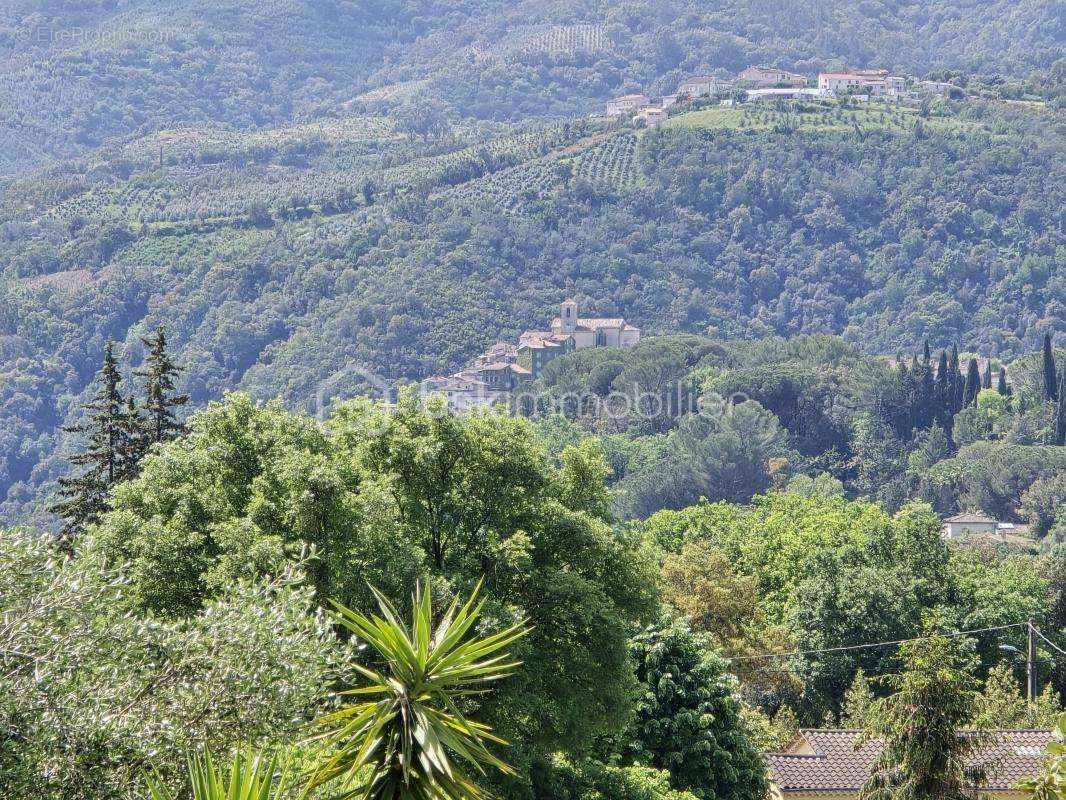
[1027,619,1036,701]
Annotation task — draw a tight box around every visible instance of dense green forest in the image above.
[526,333,1066,522]
[4,386,1064,799]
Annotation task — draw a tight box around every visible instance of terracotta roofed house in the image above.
[472,342,518,366]
[517,330,574,379]
[818,72,867,93]
[420,373,503,411]
[920,80,957,97]
[677,75,732,97]
[605,93,650,116]
[738,66,807,87]
[766,729,1053,800]
[634,106,668,126]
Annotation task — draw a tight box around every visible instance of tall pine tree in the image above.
[134,325,188,446]
[120,395,147,477]
[49,342,129,542]
[1044,333,1058,401]
[962,358,981,407]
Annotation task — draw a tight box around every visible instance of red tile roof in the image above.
[766,729,1053,793]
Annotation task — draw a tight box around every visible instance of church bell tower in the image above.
[561,298,578,334]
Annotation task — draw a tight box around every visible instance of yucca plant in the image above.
[305,579,529,800]
[146,748,297,800]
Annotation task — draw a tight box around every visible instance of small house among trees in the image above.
[766,729,1053,800]
[940,512,1000,538]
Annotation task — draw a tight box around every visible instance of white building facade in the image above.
[677,76,732,97]
[605,93,650,116]
[941,512,998,538]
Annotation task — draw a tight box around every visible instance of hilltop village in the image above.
[606,64,959,126]
[421,298,641,409]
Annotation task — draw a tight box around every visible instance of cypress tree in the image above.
[950,344,964,414]
[997,367,1009,396]
[962,357,981,407]
[935,350,949,424]
[134,324,188,445]
[1056,369,1066,447]
[895,360,916,437]
[1043,333,1058,401]
[49,342,128,542]
[908,354,921,430]
[919,342,935,428]
[982,360,992,390]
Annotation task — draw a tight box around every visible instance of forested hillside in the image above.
[2,91,1063,527]
[1,0,1062,174]
[3,4,1066,797]
[1,0,1063,526]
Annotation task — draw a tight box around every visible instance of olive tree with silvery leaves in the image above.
[0,529,347,800]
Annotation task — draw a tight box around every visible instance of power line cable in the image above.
[1033,626,1066,658]
[722,622,1027,664]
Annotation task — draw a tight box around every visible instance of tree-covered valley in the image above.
[2,93,1063,526]
[1,2,1065,798]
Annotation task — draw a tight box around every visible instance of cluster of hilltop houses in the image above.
[422,299,641,410]
[605,65,958,125]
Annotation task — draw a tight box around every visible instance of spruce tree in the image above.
[49,342,128,542]
[1043,333,1058,401]
[997,366,1009,396]
[962,358,981,407]
[120,395,147,478]
[135,325,188,445]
